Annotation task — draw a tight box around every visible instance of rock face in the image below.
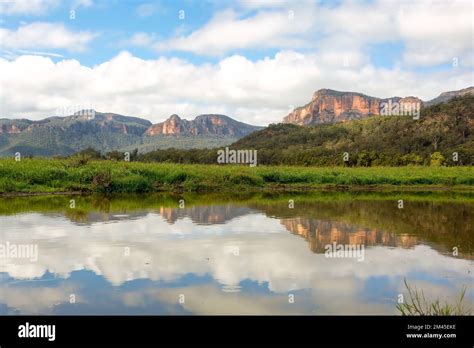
[283,87,471,125]
[145,114,261,137]
[284,89,384,125]
[145,114,186,135]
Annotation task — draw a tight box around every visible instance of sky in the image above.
[0,0,473,125]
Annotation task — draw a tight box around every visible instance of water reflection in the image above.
[0,192,472,315]
[281,219,418,252]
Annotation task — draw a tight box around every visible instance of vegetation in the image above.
[120,134,239,153]
[0,158,473,194]
[138,95,474,166]
[397,279,471,315]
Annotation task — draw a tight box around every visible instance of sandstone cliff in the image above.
[144,114,261,137]
[282,87,471,125]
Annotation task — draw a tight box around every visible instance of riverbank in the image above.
[0,158,473,194]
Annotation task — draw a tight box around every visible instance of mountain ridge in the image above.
[230,93,474,166]
[0,112,260,156]
[1,86,471,157]
[283,86,473,126]
[145,113,261,137]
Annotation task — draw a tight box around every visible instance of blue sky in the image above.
[0,0,472,124]
[1,0,275,64]
[0,0,408,67]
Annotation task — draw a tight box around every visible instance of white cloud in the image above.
[136,2,162,17]
[151,0,472,69]
[397,0,473,66]
[123,32,156,47]
[71,0,94,10]
[0,50,472,124]
[0,22,96,52]
[0,0,59,15]
[310,0,472,67]
[155,7,315,56]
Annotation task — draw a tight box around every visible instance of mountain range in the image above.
[0,112,262,156]
[0,86,471,157]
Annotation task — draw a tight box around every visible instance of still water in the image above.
[0,192,472,315]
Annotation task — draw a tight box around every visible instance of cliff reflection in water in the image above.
[0,192,472,315]
[281,219,417,252]
[158,205,255,225]
[1,192,471,258]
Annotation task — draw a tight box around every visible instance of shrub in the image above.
[68,154,90,168]
[91,170,112,192]
[430,152,446,167]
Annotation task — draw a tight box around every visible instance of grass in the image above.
[397,278,471,315]
[0,158,473,194]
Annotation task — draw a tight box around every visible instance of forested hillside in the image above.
[137,95,473,166]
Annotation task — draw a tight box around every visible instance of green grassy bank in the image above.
[0,158,473,194]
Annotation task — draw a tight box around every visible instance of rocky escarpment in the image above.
[285,89,377,125]
[283,87,472,126]
[283,89,423,125]
[144,114,262,137]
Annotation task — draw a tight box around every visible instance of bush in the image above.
[68,154,91,168]
[430,152,446,167]
[91,170,112,192]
